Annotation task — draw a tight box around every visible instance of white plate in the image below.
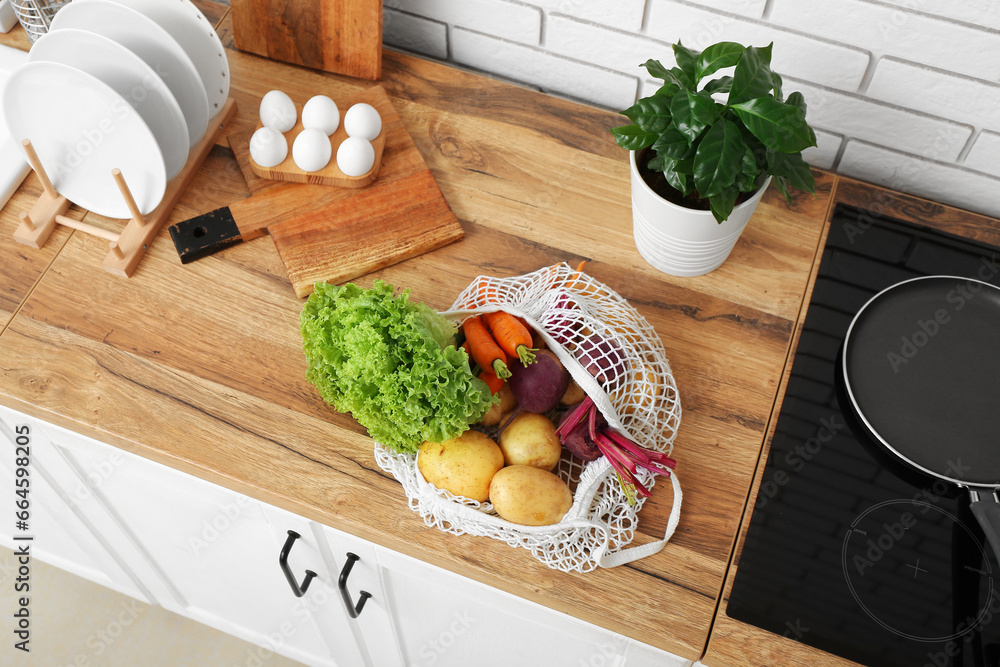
[3,61,167,218]
[28,28,189,180]
[50,0,210,147]
[98,0,229,115]
[0,44,29,212]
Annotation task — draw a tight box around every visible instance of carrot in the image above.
[478,367,505,395]
[463,316,510,379]
[484,311,536,366]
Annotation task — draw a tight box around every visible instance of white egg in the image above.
[292,128,332,172]
[301,95,340,136]
[336,137,375,177]
[259,90,297,133]
[249,126,288,168]
[343,103,382,141]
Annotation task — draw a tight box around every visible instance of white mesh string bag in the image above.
[374,263,682,573]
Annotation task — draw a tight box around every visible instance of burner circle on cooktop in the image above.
[842,499,994,642]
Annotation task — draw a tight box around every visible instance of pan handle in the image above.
[969,490,1000,563]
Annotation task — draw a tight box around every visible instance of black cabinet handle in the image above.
[338,552,372,619]
[279,530,317,598]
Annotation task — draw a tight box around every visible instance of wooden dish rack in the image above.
[10,98,236,277]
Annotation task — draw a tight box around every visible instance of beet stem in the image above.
[554,395,594,437]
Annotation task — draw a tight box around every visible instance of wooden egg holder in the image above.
[248,85,389,187]
[11,99,237,278]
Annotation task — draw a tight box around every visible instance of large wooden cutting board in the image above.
[231,0,382,80]
[168,85,465,298]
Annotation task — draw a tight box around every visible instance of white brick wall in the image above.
[382,0,1000,219]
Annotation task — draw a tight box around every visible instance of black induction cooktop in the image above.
[727,204,1000,667]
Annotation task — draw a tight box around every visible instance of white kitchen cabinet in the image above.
[372,547,693,667]
[258,503,383,667]
[38,420,342,667]
[0,407,147,603]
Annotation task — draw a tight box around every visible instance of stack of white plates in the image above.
[0,0,229,218]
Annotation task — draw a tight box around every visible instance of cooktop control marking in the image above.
[842,499,993,642]
[904,559,927,579]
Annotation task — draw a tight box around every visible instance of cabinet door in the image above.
[260,504,383,667]
[624,640,694,667]
[42,423,337,667]
[376,547,627,665]
[374,547,692,667]
[0,408,147,602]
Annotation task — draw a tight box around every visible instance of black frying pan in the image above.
[842,275,1000,561]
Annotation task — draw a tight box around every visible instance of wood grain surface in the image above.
[208,81,464,297]
[267,169,465,297]
[2,7,969,664]
[231,0,381,80]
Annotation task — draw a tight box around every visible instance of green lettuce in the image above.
[300,280,494,454]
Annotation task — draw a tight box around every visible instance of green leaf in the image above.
[729,43,774,104]
[702,76,733,96]
[610,124,657,151]
[646,154,667,172]
[695,42,745,81]
[709,185,740,223]
[622,96,673,134]
[767,150,816,193]
[730,97,817,153]
[772,176,792,205]
[652,127,693,159]
[673,41,700,81]
[771,70,784,102]
[667,67,694,90]
[641,59,671,80]
[694,118,746,199]
[737,123,768,167]
[661,157,694,196]
[671,90,721,141]
[645,66,692,90]
[642,59,694,89]
[300,281,494,454]
[736,145,759,192]
[655,82,680,98]
[786,91,807,115]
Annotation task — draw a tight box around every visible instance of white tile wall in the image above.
[526,0,647,32]
[839,140,1000,219]
[385,0,542,44]
[965,131,1000,178]
[381,0,1000,218]
[450,28,638,110]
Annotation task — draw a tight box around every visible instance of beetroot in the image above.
[546,292,578,346]
[576,334,625,386]
[507,349,569,414]
[558,408,601,461]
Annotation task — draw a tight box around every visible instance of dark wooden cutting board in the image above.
[168,85,465,298]
[231,0,382,80]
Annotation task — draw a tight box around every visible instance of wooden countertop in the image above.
[4,5,989,663]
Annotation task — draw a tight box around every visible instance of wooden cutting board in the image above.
[231,0,382,80]
[168,85,464,298]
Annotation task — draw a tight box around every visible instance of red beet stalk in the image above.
[556,399,676,505]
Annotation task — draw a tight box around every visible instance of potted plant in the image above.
[611,41,817,276]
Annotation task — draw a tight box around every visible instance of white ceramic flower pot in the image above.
[629,149,771,277]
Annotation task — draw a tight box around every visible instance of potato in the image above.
[418,430,504,502]
[489,465,573,526]
[479,383,518,427]
[559,378,586,406]
[499,412,561,471]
